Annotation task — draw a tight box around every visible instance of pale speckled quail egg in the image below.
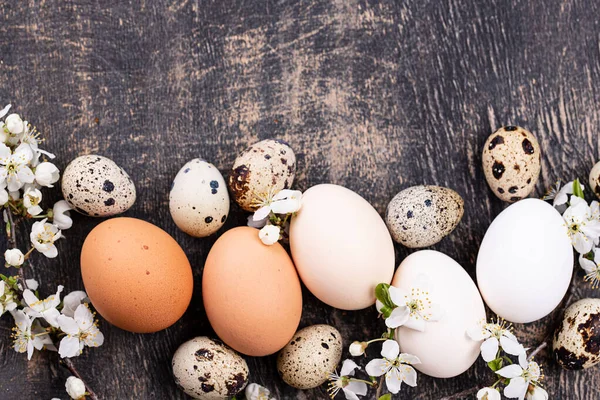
[589,161,600,200]
[62,155,136,217]
[553,298,600,370]
[482,126,541,202]
[228,139,296,211]
[277,324,342,389]
[385,185,464,248]
[169,159,229,237]
[172,337,249,399]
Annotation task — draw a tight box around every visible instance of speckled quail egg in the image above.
[169,159,229,237]
[61,155,136,217]
[228,139,296,211]
[554,298,600,370]
[385,185,464,248]
[277,324,342,389]
[589,161,600,200]
[172,337,249,399]
[482,126,541,202]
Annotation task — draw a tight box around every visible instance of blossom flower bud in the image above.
[349,341,367,356]
[258,225,280,245]
[52,200,73,230]
[4,248,24,267]
[65,376,86,399]
[5,113,24,134]
[34,162,60,187]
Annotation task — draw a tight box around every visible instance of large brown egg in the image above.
[202,227,302,356]
[81,217,193,333]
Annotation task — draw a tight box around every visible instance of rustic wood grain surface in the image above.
[1,0,599,399]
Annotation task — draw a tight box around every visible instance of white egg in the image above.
[477,198,573,323]
[289,184,395,310]
[169,159,230,237]
[393,250,486,378]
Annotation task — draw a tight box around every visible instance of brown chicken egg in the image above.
[202,226,302,356]
[81,217,193,333]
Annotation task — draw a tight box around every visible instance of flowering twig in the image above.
[62,357,99,400]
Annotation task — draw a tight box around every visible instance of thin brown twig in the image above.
[375,375,385,398]
[6,208,99,399]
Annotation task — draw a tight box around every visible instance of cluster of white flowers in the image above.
[0,104,74,267]
[248,189,302,245]
[7,282,103,360]
[328,283,441,399]
[544,179,600,288]
[468,318,548,400]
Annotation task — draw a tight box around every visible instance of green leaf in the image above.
[573,178,585,199]
[379,305,393,319]
[375,283,395,309]
[487,357,503,372]
[379,395,392,400]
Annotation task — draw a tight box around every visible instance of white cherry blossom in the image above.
[385,285,443,331]
[253,189,302,221]
[23,187,43,216]
[259,224,280,245]
[0,143,35,191]
[328,359,368,400]
[52,200,74,230]
[579,248,600,288]
[61,291,88,318]
[0,280,18,316]
[30,218,62,258]
[467,319,525,362]
[563,196,600,254]
[34,162,60,187]
[10,309,53,360]
[245,383,273,400]
[57,303,104,358]
[365,340,420,394]
[23,285,63,327]
[497,360,543,400]
[4,248,24,267]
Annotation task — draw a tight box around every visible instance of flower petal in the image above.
[399,353,421,365]
[340,359,360,376]
[496,364,523,379]
[381,339,400,360]
[500,335,525,357]
[252,205,272,221]
[342,388,360,400]
[401,365,418,387]
[365,358,388,377]
[503,376,527,399]
[345,381,368,397]
[385,305,410,328]
[388,286,408,307]
[403,315,426,332]
[58,336,81,358]
[481,337,500,362]
[57,315,80,335]
[385,368,402,394]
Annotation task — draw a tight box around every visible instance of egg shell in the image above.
[289,184,395,310]
[62,155,136,217]
[482,126,541,202]
[172,336,249,399]
[81,217,193,333]
[392,250,486,378]
[385,185,464,248]
[169,159,230,237]
[553,298,600,370]
[277,325,342,389]
[477,198,573,323]
[589,161,600,200]
[202,226,302,356]
[228,139,296,211]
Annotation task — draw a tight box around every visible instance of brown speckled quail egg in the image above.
[385,185,464,248]
[169,159,229,237]
[553,298,600,370]
[277,324,342,389]
[61,155,136,217]
[172,337,249,399]
[482,126,541,202]
[589,161,600,200]
[228,139,296,211]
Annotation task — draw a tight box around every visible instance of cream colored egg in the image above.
[482,126,541,202]
[289,184,395,310]
[169,159,229,237]
[393,250,486,378]
[277,325,342,389]
[477,199,573,323]
[172,337,248,399]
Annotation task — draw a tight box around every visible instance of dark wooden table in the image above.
[1,0,599,399]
